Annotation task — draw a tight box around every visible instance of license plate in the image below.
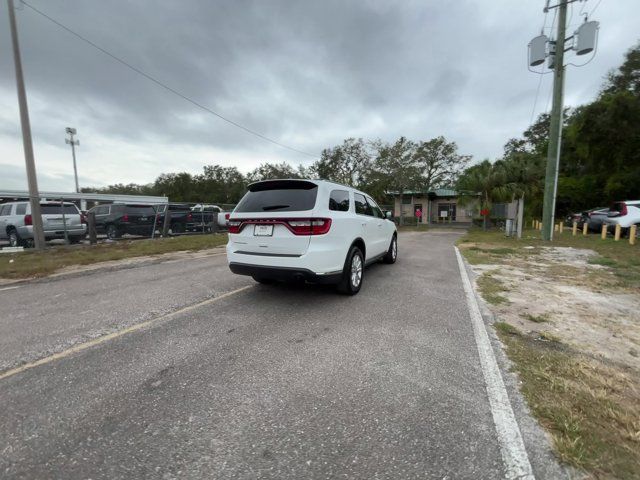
[140,217,148,221]
[254,224,273,236]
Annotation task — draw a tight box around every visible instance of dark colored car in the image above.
[156,203,193,234]
[89,204,160,239]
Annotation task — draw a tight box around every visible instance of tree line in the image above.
[83,136,471,206]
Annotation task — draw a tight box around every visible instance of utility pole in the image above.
[541,0,568,241]
[65,127,80,193]
[7,0,45,249]
[529,0,599,241]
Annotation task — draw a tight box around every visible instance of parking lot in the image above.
[0,231,563,479]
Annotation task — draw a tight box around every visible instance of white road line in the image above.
[454,247,535,480]
[0,285,21,292]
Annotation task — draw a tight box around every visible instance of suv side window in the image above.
[16,204,27,215]
[354,193,373,216]
[366,197,384,218]
[95,206,109,215]
[329,190,350,212]
[0,204,12,216]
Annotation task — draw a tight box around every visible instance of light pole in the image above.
[65,127,80,193]
[7,0,45,249]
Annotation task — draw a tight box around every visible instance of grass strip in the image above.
[0,234,228,280]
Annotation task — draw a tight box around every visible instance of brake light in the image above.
[187,213,193,221]
[620,203,628,216]
[227,218,332,235]
[228,220,241,234]
[24,214,32,226]
[123,214,129,222]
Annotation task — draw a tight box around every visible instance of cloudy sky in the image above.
[1,0,638,191]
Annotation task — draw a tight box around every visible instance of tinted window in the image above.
[125,206,156,215]
[16,204,27,215]
[0,205,11,216]
[329,190,350,212]
[40,204,79,215]
[95,206,109,215]
[236,181,318,212]
[366,197,383,218]
[354,193,372,216]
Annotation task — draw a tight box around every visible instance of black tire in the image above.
[252,276,275,284]
[171,223,185,234]
[105,224,120,239]
[68,236,83,244]
[383,234,397,264]
[8,229,21,248]
[337,246,364,295]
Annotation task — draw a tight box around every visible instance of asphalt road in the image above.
[0,231,561,479]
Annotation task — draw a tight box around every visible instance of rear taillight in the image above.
[620,203,628,216]
[228,220,241,234]
[123,214,129,222]
[80,213,87,224]
[24,214,32,226]
[187,213,193,221]
[227,218,332,236]
[286,218,332,235]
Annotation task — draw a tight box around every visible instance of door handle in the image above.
[361,222,366,226]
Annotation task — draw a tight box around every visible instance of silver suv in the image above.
[0,201,86,247]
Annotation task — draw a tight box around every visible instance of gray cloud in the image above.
[0,0,638,188]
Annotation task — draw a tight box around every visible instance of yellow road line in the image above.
[0,284,253,382]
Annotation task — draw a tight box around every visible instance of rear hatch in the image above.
[228,180,322,256]
[40,203,81,232]
[123,206,158,227]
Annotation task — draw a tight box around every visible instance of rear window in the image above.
[40,204,79,215]
[16,204,27,215]
[235,181,318,212]
[126,206,156,215]
[329,190,350,212]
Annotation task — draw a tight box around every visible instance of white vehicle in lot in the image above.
[226,179,397,295]
[0,201,86,247]
[604,200,640,236]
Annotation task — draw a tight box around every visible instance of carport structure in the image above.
[0,190,168,211]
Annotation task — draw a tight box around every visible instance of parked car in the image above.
[88,204,159,239]
[581,207,609,232]
[156,203,193,234]
[226,179,397,295]
[0,201,86,247]
[190,204,229,230]
[604,200,640,236]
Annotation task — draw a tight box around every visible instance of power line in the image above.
[589,0,603,16]
[19,0,319,159]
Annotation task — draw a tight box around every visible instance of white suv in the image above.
[226,179,397,295]
[604,200,640,236]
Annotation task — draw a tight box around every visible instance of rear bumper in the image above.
[229,262,342,284]
[17,225,86,239]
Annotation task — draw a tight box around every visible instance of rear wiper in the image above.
[262,204,290,211]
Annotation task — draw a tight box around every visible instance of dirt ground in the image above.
[471,246,640,371]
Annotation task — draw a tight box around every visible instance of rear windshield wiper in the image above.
[262,204,290,211]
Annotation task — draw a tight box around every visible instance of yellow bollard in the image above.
[614,224,621,241]
[572,221,577,236]
[630,225,637,245]
[538,221,543,231]
[559,222,564,233]
[601,224,607,240]
[583,223,588,235]
[554,223,559,232]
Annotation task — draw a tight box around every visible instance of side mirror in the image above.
[384,211,392,219]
